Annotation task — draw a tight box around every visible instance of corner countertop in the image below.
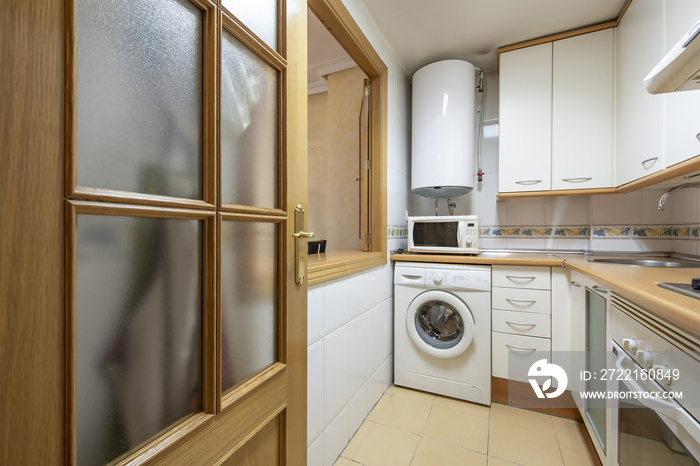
[562,254,700,336]
[390,251,700,336]
[390,251,565,267]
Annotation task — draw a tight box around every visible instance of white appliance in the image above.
[394,262,491,404]
[644,17,700,93]
[407,215,480,255]
[411,60,476,198]
[608,294,700,465]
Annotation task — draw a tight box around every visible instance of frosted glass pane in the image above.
[221,31,279,208]
[221,221,278,392]
[221,0,278,50]
[77,0,202,199]
[76,215,202,466]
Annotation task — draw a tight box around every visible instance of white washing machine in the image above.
[394,262,491,404]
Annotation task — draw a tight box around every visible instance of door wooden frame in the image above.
[307,0,388,285]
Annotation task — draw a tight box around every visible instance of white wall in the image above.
[306,1,411,465]
[410,72,700,255]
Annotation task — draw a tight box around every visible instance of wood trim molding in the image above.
[491,376,582,421]
[306,0,388,285]
[497,187,617,199]
[497,0,633,55]
[308,251,385,285]
[615,154,700,193]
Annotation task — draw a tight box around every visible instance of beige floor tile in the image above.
[368,389,434,434]
[488,458,523,466]
[618,433,683,465]
[334,458,361,466]
[434,396,490,419]
[489,403,553,431]
[551,417,597,466]
[342,420,420,466]
[411,437,488,466]
[422,406,489,453]
[386,385,438,403]
[489,418,563,466]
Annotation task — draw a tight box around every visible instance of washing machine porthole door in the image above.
[406,290,475,359]
[415,300,464,349]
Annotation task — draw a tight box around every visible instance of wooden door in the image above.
[1,0,307,464]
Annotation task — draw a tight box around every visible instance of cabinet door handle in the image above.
[506,298,536,305]
[506,344,537,352]
[641,157,658,168]
[515,180,542,185]
[506,321,537,328]
[506,275,536,281]
[592,285,608,294]
[570,281,581,287]
[562,177,592,183]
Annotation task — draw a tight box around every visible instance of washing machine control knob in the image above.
[432,272,446,285]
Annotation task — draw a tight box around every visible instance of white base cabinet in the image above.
[491,266,551,382]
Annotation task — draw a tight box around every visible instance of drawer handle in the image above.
[592,285,608,294]
[506,321,536,328]
[515,180,542,185]
[562,177,592,183]
[506,344,537,352]
[402,275,422,279]
[505,275,536,281]
[641,157,658,168]
[570,281,581,287]
[506,298,536,305]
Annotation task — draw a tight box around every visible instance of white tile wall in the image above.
[307,271,394,466]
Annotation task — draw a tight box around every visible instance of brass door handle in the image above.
[294,205,314,286]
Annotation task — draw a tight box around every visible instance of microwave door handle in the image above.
[457,221,466,249]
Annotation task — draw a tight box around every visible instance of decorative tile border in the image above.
[480,224,700,240]
[480,226,589,239]
[387,226,408,239]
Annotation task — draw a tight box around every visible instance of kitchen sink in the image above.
[587,257,700,268]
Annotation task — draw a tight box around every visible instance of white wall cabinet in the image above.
[499,31,614,194]
[499,43,552,193]
[552,29,614,190]
[616,0,666,185]
[663,0,700,168]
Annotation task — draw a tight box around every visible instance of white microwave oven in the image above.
[407,215,480,254]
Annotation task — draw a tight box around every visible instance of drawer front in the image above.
[492,287,551,314]
[492,265,551,290]
[492,309,551,338]
[492,332,551,380]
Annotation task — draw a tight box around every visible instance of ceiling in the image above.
[358,0,628,76]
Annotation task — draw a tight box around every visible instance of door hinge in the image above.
[364,159,371,170]
[364,234,372,244]
[364,85,371,96]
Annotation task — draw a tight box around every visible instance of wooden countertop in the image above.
[390,251,565,267]
[391,251,700,336]
[563,255,700,336]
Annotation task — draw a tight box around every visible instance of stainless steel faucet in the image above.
[657,183,700,210]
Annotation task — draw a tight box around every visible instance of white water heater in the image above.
[411,60,476,198]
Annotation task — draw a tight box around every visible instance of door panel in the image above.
[68,0,306,464]
[76,0,204,199]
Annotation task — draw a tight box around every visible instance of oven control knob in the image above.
[432,272,446,285]
[622,338,638,353]
[636,350,654,370]
[466,238,474,247]
[651,364,673,388]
